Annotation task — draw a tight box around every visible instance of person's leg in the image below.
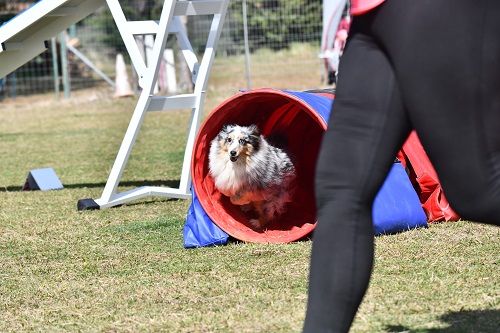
[303,21,411,332]
[374,0,500,225]
[304,1,500,332]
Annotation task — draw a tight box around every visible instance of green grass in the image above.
[1,45,499,332]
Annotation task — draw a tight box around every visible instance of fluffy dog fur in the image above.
[209,124,296,229]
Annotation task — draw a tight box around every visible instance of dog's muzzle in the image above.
[230,151,238,162]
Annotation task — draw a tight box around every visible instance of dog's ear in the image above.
[248,124,260,136]
[247,124,261,151]
[218,124,229,140]
[222,124,236,133]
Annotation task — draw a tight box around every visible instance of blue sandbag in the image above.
[373,162,428,235]
[183,188,229,248]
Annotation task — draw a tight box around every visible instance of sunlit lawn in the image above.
[0,44,498,332]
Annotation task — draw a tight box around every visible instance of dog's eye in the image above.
[239,139,246,145]
[226,137,232,143]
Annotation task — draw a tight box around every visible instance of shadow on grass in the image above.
[0,179,181,192]
[385,309,500,333]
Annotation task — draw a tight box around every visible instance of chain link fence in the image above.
[0,0,325,99]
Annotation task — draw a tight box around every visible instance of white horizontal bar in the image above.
[174,0,225,16]
[125,21,159,35]
[147,94,197,111]
[125,20,182,36]
[107,1,226,38]
[95,186,190,208]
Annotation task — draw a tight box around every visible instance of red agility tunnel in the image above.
[191,89,334,243]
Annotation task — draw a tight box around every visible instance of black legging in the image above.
[304,1,500,332]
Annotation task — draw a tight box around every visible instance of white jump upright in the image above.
[77,0,230,210]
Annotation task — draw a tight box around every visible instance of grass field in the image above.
[1,45,499,332]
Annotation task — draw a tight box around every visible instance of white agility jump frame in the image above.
[79,0,229,209]
[0,0,229,210]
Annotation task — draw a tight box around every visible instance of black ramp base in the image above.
[77,198,100,211]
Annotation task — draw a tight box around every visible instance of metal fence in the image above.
[0,0,325,99]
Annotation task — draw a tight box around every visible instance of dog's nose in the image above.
[230,150,237,157]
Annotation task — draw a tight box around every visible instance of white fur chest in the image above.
[213,162,248,195]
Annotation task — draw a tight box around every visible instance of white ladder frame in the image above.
[84,0,229,209]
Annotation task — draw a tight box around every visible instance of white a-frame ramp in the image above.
[0,0,105,78]
[0,0,229,210]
